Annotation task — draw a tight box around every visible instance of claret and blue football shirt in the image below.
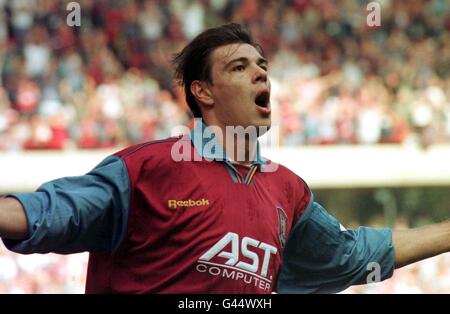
[3,122,395,293]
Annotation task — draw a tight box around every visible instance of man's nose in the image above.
[252,65,267,84]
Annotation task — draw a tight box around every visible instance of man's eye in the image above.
[233,65,245,71]
[260,66,268,71]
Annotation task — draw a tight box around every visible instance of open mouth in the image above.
[254,90,270,109]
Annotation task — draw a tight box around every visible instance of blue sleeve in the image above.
[277,195,395,294]
[2,155,130,254]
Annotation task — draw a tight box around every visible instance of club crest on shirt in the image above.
[276,206,287,248]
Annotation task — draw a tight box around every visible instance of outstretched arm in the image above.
[0,197,28,240]
[0,155,130,254]
[393,219,450,268]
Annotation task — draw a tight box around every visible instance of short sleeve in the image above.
[277,197,395,293]
[2,155,130,254]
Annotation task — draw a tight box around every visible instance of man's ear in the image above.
[190,80,214,107]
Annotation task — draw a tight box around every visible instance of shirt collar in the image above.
[189,119,266,165]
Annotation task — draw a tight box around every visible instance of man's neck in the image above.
[209,123,258,165]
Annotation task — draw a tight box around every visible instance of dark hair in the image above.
[173,23,262,118]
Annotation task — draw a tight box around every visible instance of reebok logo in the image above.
[168,198,209,209]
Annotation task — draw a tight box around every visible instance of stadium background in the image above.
[0,0,449,293]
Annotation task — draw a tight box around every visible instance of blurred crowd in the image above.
[0,0,449,150]
[0,242,87,293]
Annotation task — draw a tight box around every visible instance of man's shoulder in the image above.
[112,136,189,177]
[114,136,183,160]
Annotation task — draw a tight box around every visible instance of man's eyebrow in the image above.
[224,57,248,70]
[224,57,268,70]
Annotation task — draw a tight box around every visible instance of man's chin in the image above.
[254,119,272,137]
[224,117,271,136]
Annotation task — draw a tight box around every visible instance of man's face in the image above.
[206,43,271,131]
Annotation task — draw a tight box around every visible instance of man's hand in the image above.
[0,197,28,239]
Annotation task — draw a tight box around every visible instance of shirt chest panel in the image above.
[121,160,297,293]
